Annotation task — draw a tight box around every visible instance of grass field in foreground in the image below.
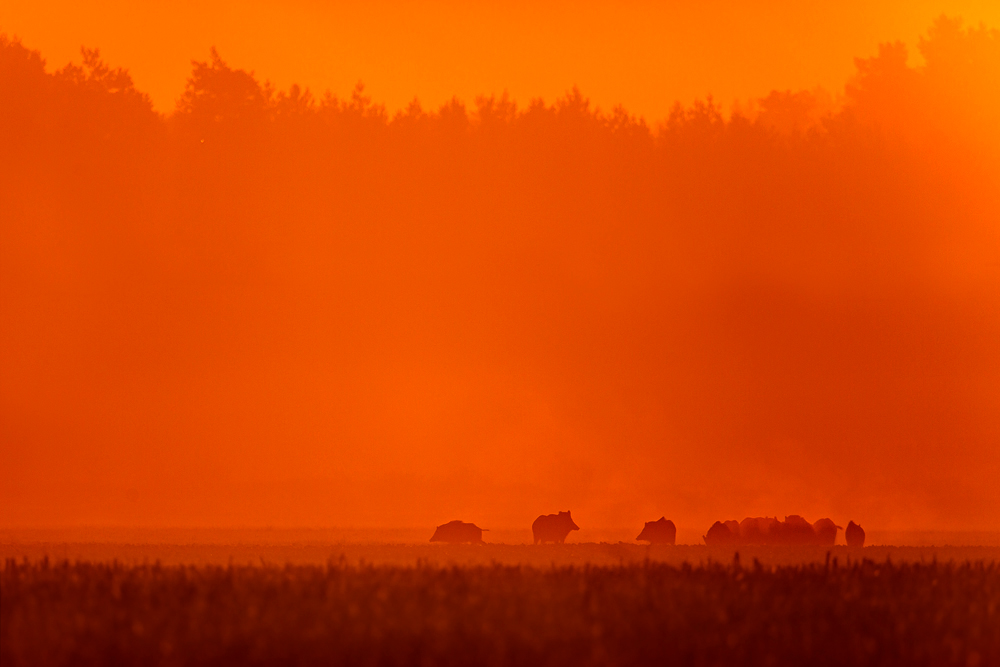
[3,556,999,667]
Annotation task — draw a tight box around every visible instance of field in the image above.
[3,538,1000,666]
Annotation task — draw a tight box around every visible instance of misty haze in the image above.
[2,10,1000,667]
[3,18,998,533]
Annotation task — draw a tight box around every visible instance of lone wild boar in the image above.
[429,520,487,545]
[704,520,737,546]
[845,521,866,547]
[532,511,580,544]
[636,517,676,545]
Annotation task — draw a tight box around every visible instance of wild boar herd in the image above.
[704,516,866,547]
[430,513,866,547]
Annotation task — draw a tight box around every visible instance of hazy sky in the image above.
[4,1,1000,118]
[2,2,998,535]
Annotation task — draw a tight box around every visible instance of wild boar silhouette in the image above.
[636,517,676,545]
[811,518,842,546]
[704,520,737,546]
[532,511,579,544]
[845,521,866,547]
[429,520,487,545]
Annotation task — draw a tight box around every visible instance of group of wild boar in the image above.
[703,516,866,547]
[429,513,866,547]
[429,511,582,545]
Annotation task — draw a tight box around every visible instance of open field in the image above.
[3,554,999,667]
[4,541,1000,568]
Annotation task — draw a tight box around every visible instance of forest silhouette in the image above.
[1,17,998,531]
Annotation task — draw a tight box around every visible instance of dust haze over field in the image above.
[1,15,999,535]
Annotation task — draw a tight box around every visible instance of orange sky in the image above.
[4,0,1000,118]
